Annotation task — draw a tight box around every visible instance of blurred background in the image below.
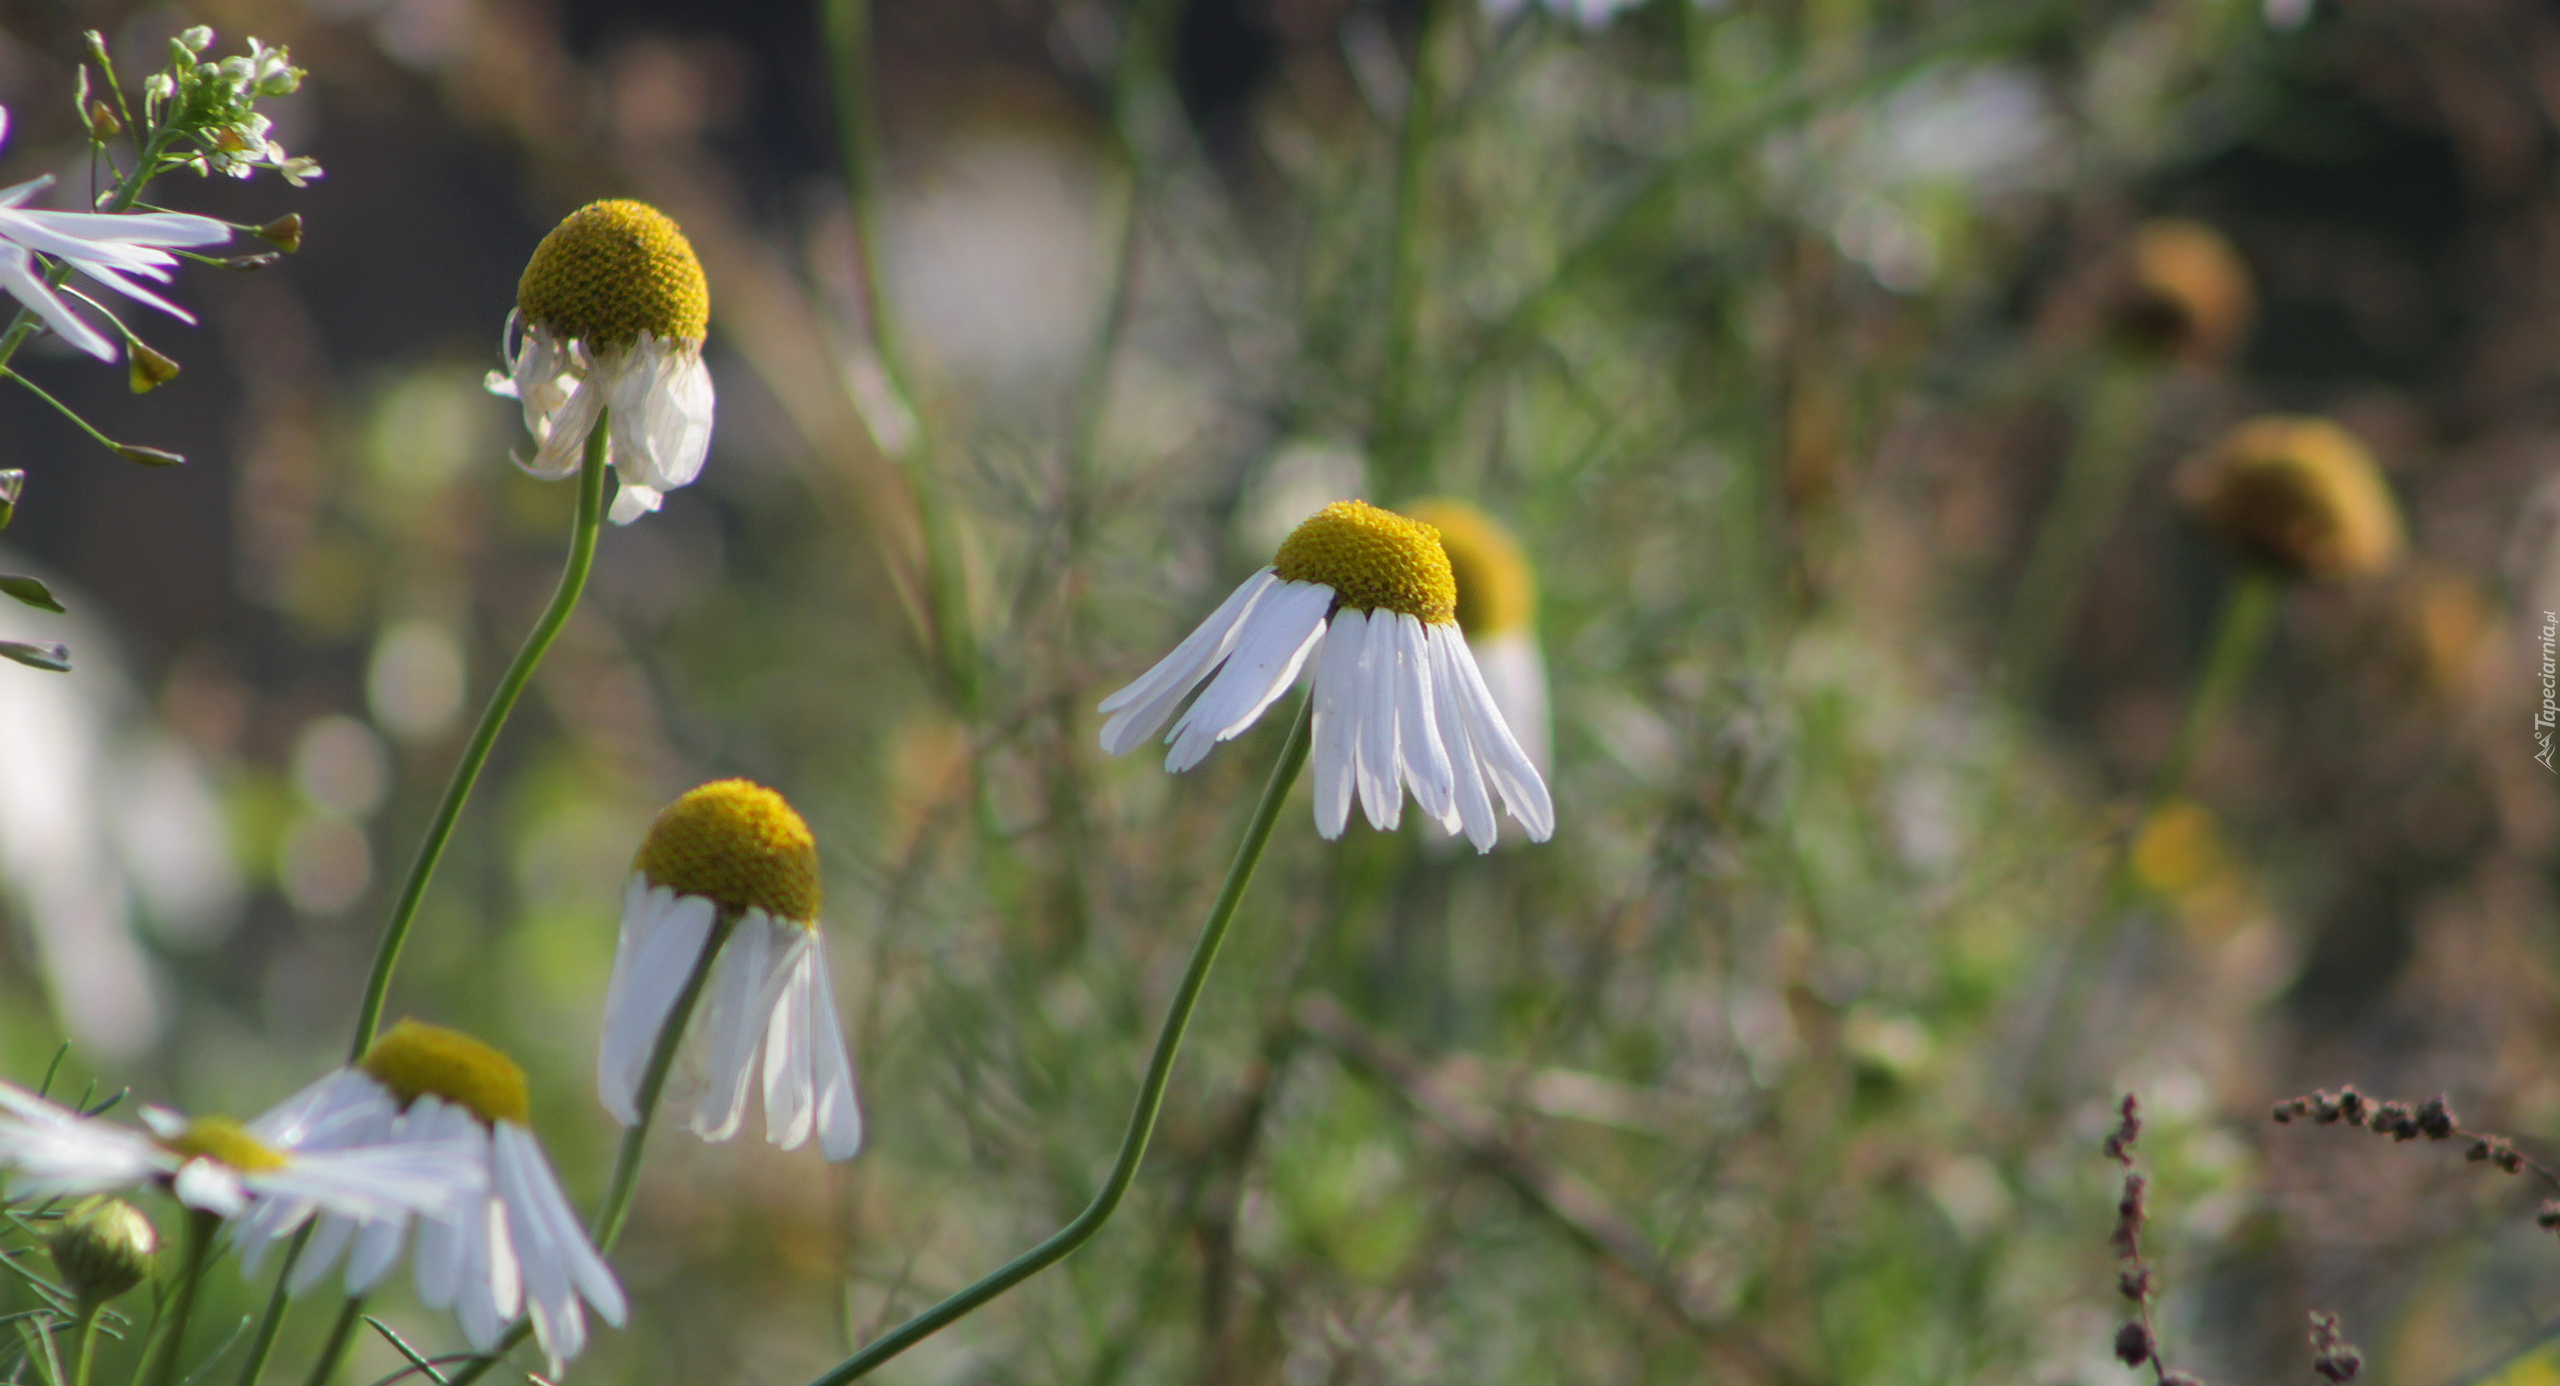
[6,0,2560,1381]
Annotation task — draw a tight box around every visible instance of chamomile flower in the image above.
[489,200,715,525]
[600,781,863,1160]
[1099,499,1555,852]
[233,1022,626,1375]
[1404,499,1549,777]
[0,107,231,362]
[0,1078,476,1228]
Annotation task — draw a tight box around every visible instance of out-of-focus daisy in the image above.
[600,780,863,1160]
[1404,499,1549,777]
[0,107,231,362]
[2175,416,2404,582]
[1099,499,1554,852]
[0,1078,475,1227]
[234,1021,626,1375]
[489,200,714,525]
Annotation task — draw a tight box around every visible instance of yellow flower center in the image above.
[157,1117,289,1173]
[517,200,711,349]
[634,779,821,925]
[360,1019,532,1128]
[1401,499,1534,637]
[2178,416,2405,581]
[1272,500,1457,624]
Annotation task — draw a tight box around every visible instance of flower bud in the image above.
[0,470,25,531]
[128,342,180,394]
[46,1198,157,1306]
[255,213,303,254]
[115,445,184,467]
[86,100,122,140]
[2175,417,2405,581]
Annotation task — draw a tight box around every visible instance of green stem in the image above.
[2142,569,2280,818]
[69,1305,102,1386]
[1998,359,2158,698]
[431,909,743,1386]
[2,370,137,458]
[297,1301,362,1386]
[132,1210,217,1386]
[345,416,610,1061]
[229,1225,312,1386]
[807,695,1315,1386]
[1373,0,1445,502]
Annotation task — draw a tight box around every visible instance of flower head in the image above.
[2113,218,2254,364]
[2176,416,2404,581]
[235,1023,626,1376]
[47,1197,157,1306]
[490,200,716,524]
[600,781,862,1160]
[0,107,231,362]
[1099,499,1555,851]
[0,1078,477,1229]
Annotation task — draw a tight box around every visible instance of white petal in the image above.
[692,915,800,1142]
[0,242,112,360]
[494,1127,576,1370]
[1393,615,1454,822]
[286,1213,357,1294]
[606,334,712,499]
[760,941,816,1150]
[607,482,663,525]
[1445,629,1555,840]
[249,1069,395,1152]
[2,205,229,249]
[802,938,864,1161]
[1097,570,1280,755]
[599,881,715,1127]
[1164,579,1331,772]
[1355,609,1403,831]
[174,1160,248,1216]
[1472,629,1551,776]
[496,1122,624,1326]
[1426,627,1498,850]
[520,364,602,479]
[344,1213,407,1295]
[1310,611,1363,839]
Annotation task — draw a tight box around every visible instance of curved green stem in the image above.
[346,417,610,1061]
[229,1225,312,1386]
[69,1304,103,1386]
[2141,569,2279,818]
[432,909,742,1386]
[132,1209,217,1386]
[807,695,1315,1386]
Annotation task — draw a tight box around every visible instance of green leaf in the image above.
[0,641,72,672]
[0,576,64,614]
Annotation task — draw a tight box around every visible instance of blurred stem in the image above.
[433,910,741,1386]
[297,1302,361,1386]
[1999,358,2158,698]
[1374,0,1445,503]
[822,0,979,715]
[346,416,609,1061]
[69,1304,101,1386]
[132,1210,217,1386]
[230,1225,313,1386]
[807,695,1315,1386]
[2144,569,2280,817]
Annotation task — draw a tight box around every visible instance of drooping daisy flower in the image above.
[1403,499,1549,777]
[0,107,231,362]
[600,780,863,1160]
[2175,416,2404,582]
[489,199,714,525]
[0,1078,476,1227]
[1099,499,1554,852]
[232,1022,627,1376]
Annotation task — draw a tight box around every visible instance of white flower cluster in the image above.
[142,29,320,186]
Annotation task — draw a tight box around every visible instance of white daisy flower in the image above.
[599,780,863,1161]
[1099,499,1555,852]
[0,107,231,362]
[1405,499,1550,777]
[487,199,715,525]
[0,1077,476,1229]
[232,1021,627,1376]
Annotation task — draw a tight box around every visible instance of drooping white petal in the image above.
[1392,614,1455,823]
[691,913,800,1142]
[1310,610,1365,839]
[760,940,816,1150]
[599,880,716,1126]
[1442,628,1555,840]
[1163,579,1331,772]
[1471,628,1551,776]
[496,1121,624,1326]
[173,1159,248,1216]
[607,483,663,525]
[0,241,112,360]
[801,936,865,1161]
[1354,609,1403,831]
[493,1124,579,1372]
[1098,570,1280,755]
[344,1214,407,1295]
[604,333,713,506]
[285,1212,358,1293]
[1426,627,1498,851]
